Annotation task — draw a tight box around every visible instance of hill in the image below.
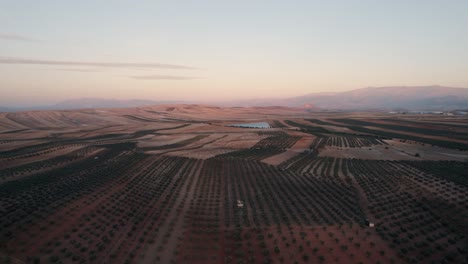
[2,86,468,112]
[289,86,468,110]
[224,86,468,110]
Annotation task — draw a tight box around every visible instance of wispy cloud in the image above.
[0,56,196,69]
[130,74,199,80]
[55,68,102,72]
[0,33,36,42]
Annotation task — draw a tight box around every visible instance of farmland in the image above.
[0,105,467,263]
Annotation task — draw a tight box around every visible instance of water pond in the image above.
[228,122,271,128]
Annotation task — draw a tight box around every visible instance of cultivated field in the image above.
[0,105,467,264]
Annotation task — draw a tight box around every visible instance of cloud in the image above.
[130,74,199,80]
[0,33,35,42]
[0,56,196,70]
[55,68,102,72]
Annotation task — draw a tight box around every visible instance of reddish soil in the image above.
[223,224,401,264]
[1,106,467,264]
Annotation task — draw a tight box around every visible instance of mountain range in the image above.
[2,86,468,112]
[229,85,468,110]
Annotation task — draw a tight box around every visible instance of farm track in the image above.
[140,159,204,264]
[173,159,223,263]
[100,156,195,263]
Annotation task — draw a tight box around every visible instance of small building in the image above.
[365,218,375,227]
[237,200,244,208]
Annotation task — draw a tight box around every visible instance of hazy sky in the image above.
[1,0,468,106]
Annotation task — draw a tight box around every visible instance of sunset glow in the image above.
[1,1,468,106]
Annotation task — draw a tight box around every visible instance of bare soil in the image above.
[1,106,467,264]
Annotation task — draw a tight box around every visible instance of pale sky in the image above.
[1,0,468,106]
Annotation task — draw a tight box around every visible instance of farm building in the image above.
[365,218,375,227]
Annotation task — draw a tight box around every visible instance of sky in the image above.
[1,0,468,107]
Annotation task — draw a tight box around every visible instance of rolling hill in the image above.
[2,86,468,111]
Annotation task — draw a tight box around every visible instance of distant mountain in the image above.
[222,86,468,110]
[51,98,173,110]
[2,86,467,112]
[0,98,183,112]
[0,107,12,112]
[293,86,468,110]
